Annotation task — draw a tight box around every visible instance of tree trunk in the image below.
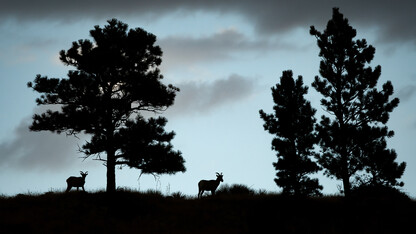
[342,175,351,197]
[340,150,351,197]
[106,149,116,192]
[340,155,352,197]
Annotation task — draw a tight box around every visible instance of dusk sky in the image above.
[1,0,415,197]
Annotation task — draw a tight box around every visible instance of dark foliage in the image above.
[260,70,322,196]
[351,184,410,201]
[27,19,185,192]
[310,8,405,196]
[216,184,256,196]
[0,191,414,233]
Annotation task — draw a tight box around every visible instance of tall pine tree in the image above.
[260,70,322,196]
[27,19,185,192]
[310,8,405,196]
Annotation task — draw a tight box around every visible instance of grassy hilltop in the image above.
[0,186,415,233]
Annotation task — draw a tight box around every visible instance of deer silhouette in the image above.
[66,171,88,192]
[198,172,224,198]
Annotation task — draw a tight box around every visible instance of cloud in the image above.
[0,37,60,65]
[0,116,87,172]
[166,74,259,116]
[1,1,416,45]
[0,73,257,170]
[398,85,416,102]
[159,28,299,68]
[160,29,248,65]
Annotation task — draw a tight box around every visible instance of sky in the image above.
[1,0,415,197]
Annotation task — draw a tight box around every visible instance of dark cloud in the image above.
[1,1,415,45]
[0,116,87,172]
[166,74,259,116]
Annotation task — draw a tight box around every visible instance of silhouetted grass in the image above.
[0,189,414,233]
[216,183,256,196]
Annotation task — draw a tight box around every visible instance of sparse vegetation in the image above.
[0,190,414,233]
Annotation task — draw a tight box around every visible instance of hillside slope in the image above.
[0,191,414,233]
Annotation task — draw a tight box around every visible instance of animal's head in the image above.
[216,172,224,182]
[80,171,88,178]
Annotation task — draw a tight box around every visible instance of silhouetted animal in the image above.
[198,172,224,198]
[66,171,88,192]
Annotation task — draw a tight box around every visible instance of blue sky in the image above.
[0,0,415,197]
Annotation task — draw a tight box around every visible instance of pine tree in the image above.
[27,19,185,192]
[310,8,405,196]
[260,70,322,196]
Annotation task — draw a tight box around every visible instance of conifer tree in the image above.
[310,8,405,195]
[27,19,185,192]
[260,70,322,196]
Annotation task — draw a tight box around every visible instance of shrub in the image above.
[351,184,409,201]
[216,184,255,196]
[170,191,187,199]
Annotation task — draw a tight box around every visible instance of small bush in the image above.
[142,189,164,197]
[170,191,187,199]
[351,184,409,201]
[216,184,255,196]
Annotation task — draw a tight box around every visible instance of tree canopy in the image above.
[28,19,185,192]
[260,70,322,196]
[310,8,405,195]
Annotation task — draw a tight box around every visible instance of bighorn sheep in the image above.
[198,172,224,198]
[66,171,88,192]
